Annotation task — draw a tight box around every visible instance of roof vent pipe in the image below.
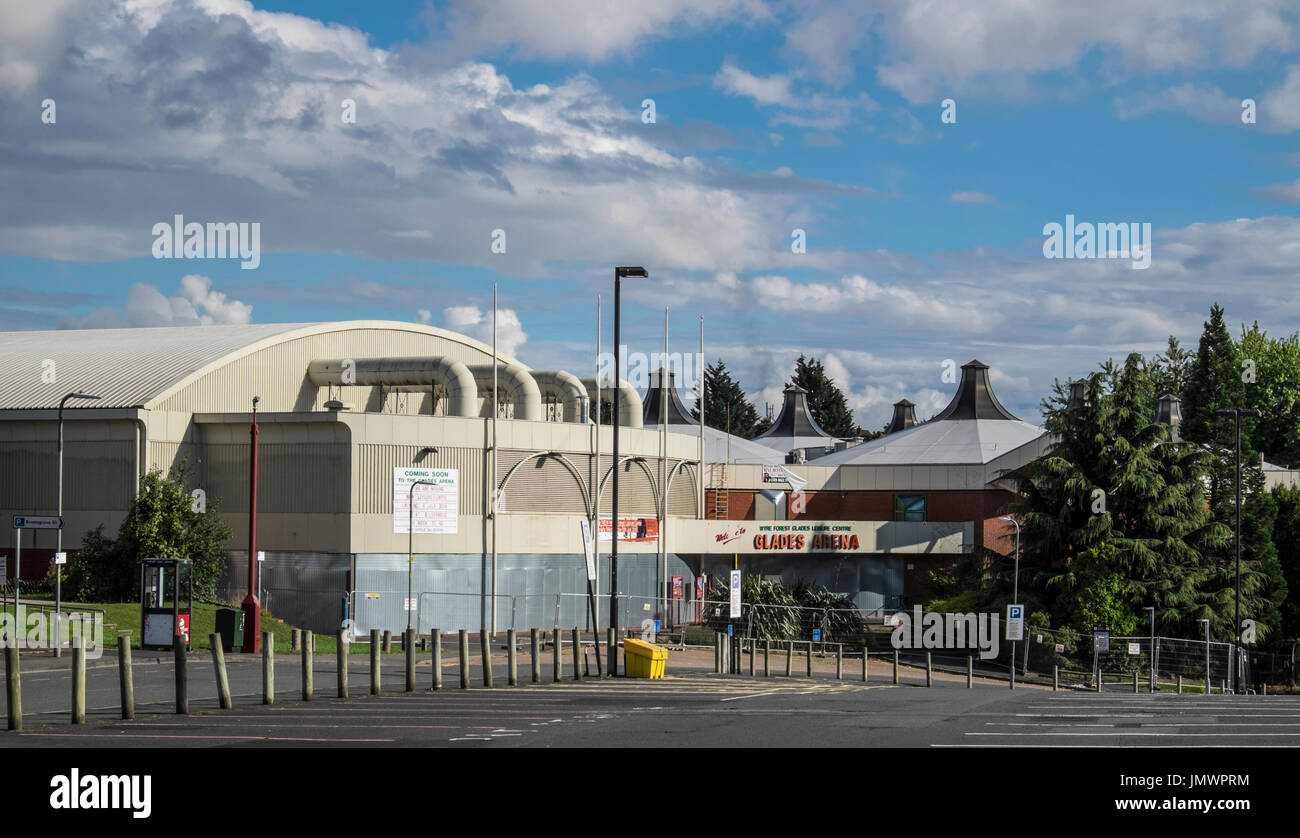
[886,399,918,434]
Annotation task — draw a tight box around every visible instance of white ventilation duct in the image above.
[468,363,542,421]
[308,357,477,417]
[581,377,643,429]
[532,370,590,423]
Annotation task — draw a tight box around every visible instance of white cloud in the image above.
[951,191,996,205]
[1113,83,1244,124]
[715,63,795,106]
[57,274,252,328]
[1256,178,1300,203]
[416,308,433,324]
[441,304,528,358]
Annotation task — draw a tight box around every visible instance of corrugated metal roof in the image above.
[0,323,310,409]
[646,422,784,465]
[816,417,1046,466]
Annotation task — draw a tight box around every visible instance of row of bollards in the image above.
[3,625,605,731]
[711,637,958,689]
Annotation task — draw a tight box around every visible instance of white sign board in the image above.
[729,570,742,620]
[393,468,459,534]
[404,598,416,612]
[54,551,67,566]
[257,550,265,562]
[579,519,596,582]
[1127,642,1141,655]
[1005,604,1024,641]
[0,557,6,578]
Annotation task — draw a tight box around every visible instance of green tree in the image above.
[1069,543,1139,636]
[1239,321,1300,468]
[62,462,232,602]
[1149,335,1193,400]
[691,360,765,438]
[1270,485,1300,640]
[788,355,857,438]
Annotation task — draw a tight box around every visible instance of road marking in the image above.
[719,690,785,702]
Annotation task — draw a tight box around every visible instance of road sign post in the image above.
[12,517,64,624]
[1006,604,1024,689]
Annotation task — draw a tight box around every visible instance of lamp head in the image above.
[615,266,648,279]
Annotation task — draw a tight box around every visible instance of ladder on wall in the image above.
[710,462,728,519]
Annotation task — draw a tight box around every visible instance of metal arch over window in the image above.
[894,494,927,522]
[598,455,662,519]
[495,451,593,518]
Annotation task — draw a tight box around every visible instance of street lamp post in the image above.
[998,515,1020,689]
[242,396,261,653]
[55,391,100,657]
[1215,407,1262,693]
[407,478,435,635]
[610,266,647,674]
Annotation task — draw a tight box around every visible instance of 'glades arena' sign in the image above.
[751,522,861,552]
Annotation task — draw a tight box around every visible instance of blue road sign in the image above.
[813,629,822,642]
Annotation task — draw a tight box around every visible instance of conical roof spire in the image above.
[931,360,1020,421]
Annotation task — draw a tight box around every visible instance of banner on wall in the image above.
[598,517,658,542]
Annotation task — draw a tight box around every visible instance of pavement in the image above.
[4,644,1298,748]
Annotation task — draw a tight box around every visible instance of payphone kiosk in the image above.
[141,558,193,651]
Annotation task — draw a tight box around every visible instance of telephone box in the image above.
[141,558,193,651]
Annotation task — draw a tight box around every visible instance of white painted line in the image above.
[720,690,784,702]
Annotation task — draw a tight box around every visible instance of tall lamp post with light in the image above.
[55,391,100,657]
[998,515,1021,688]
[1143,606,1155,692]
[242,397,261,653]
[610,265,648,674]
[406,462,437,635]
[1214,406,1262,693]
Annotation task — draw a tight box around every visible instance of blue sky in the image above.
[2,1,1300,429]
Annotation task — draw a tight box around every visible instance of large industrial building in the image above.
[0,321,1049,635]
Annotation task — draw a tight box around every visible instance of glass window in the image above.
[894,494,927,522]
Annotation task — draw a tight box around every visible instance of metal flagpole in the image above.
[592,295,603,674]
[491,284,498,637]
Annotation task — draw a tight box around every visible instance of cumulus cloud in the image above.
[951,191,996,205]
[1113,83,1245,124]
[441,304,528,358]
[57,274,252,329]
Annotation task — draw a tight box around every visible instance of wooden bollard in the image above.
[806,642,813,678]
[764,640,770,677]
[1177,673,1182,694]
[892,650,899,685]
[1133,670,1139,694]
[71,638,86,724]
[263,631,274,705]
[459,630,470,690]
[405,628,415,693]
[785,641,793,677]
[302,630,314,701]
[926,652,933,687]
[338,629,349,698]
[748,640,755,676]
[118,636,134,719]
[607,628,616,677]
[291,628,300,651]
[1097,671,1103,693]
[836,645,843,680]
[481,628,493,687]
[508,629,518,686]
[552,630,561,682]
[382,630,392,653]
[714,633,721,673]
[530,628,541,684]
[862,651,869,683]
[571,628,581,681]
[432,629,442,690]
[174,638,188,715]
[4,644,20,731]
[967,655,973,689]
[1053,665,1059,692]
[371,629,382,695]
[209,634,232,710]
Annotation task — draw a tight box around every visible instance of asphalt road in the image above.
[4,646,1297,747]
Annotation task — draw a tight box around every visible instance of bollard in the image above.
[383,630,392,653]
[4,644,20,731]
[370,629,382,695]
[572,628,582,681]
[715,633,722,673]
[291,628,300,651]
[748,640,755,677]
[263,631,275,705]
[508,629,518,686]
[118,637,134,719]
[1205,673,1210,695]
[71,638,86,724]
[862,651,869,684]
[338,629,349,698]
[926,652,932,688]
[1177,673,1182,694]
[1053,665,1059,692]
[481,628,494,687]
[432,629,443,690]
[836,645,843,680]
[552,630,561,683]
[209,634,232,710]
[1097,671,1103,693]
[530,628,541,684]
[607,627,616,677]
[1133,670,1139,694]
[892,650,899,685]
[967,656,973,689]
[302,630,314,701]
[405,628,415,693]
[785,641,793,677]
[1221,679,1226,695]
[764,640,770,677]
[460,630,470,690]
[174,638,188,715]
[806,642,813,678]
